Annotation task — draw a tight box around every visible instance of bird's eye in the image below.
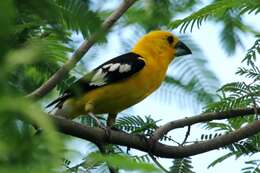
[167,36,174,44]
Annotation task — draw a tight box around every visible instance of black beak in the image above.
[175,41,192,57]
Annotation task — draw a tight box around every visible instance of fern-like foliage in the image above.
[114,114,178,143]
[206,82,260,112]
[242,36,260,66]
[205,36,260,113]
[65,152,159,173]
[208,138,260,169]
[237,67,260,81]
[123,0,198,31]
[203,115,260,166]
[241,160,260,173]
[169,0,260,33]
[8,0,103,95]
[114,115,158,134]
[202,36,260,170]
[216,10,245,55]
[169,157,195,173]
[17,0,101,38]
[54,0,102,38]
[7,34,76,94]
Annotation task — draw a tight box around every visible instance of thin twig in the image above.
[148,153,169,173]
[27,0,136,100]
[150,107,260,144]
[162,135,180,146]
[181,125,191,146]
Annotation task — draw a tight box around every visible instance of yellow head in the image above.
[132,31,191,64]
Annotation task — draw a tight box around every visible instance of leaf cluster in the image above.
[170,0,260,33]
[169,157,195,173]
[203,36,260,170]
[0,1,101,173]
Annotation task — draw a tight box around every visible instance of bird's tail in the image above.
[45,93,71,109]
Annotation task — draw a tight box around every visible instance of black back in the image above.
[46,52,145,108]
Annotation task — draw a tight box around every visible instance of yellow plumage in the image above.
[50,31,191,127]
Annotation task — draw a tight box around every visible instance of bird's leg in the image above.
[85,103,104,128]
[99,113,117,140]
[107,113,126,132]
[107,113,117,128]
[88,112,112,140]
[88,112,106,129]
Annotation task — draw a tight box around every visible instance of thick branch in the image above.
[151,107,260,143]
[49,107,260,159]
[27,0,136,100]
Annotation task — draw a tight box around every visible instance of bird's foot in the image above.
[88,113,111,139]
[88,113,105,127]
[99,125,112,141]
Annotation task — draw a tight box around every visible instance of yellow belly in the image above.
[64,59,168,118]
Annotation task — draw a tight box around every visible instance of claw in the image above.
[88,113,104,127]
[98,125,111,141]
[88,113,111,139]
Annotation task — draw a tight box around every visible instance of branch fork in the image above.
[49,107,260,159]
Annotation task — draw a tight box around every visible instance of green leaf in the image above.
[0,97,62,173]
[242,37,260,66]
[208,152,235,168]
[170,157,195,173]
[55,0,102,38]
[87,153,160,172]
[0,0,15,38]
[0,0,16,57]
[169,0,260,33]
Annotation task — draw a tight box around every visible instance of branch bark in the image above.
[26,0,136,100]
[48,107,260,159]
[151,107,260,143]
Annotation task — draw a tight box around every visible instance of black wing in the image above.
[46,52,145,108]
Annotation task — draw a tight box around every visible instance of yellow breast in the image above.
[83,56,168,114]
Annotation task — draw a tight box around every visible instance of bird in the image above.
[46,30,192,128]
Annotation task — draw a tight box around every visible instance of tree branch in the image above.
[48,107,260,159]
[26,0,136,100]
[148,153,169,173]
[150,107,260,143]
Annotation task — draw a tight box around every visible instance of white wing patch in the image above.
[90,69,107,86]
[89,63,132,86]
[108,63,120,71]
[102,63,112,68]
[119,64,131,73]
